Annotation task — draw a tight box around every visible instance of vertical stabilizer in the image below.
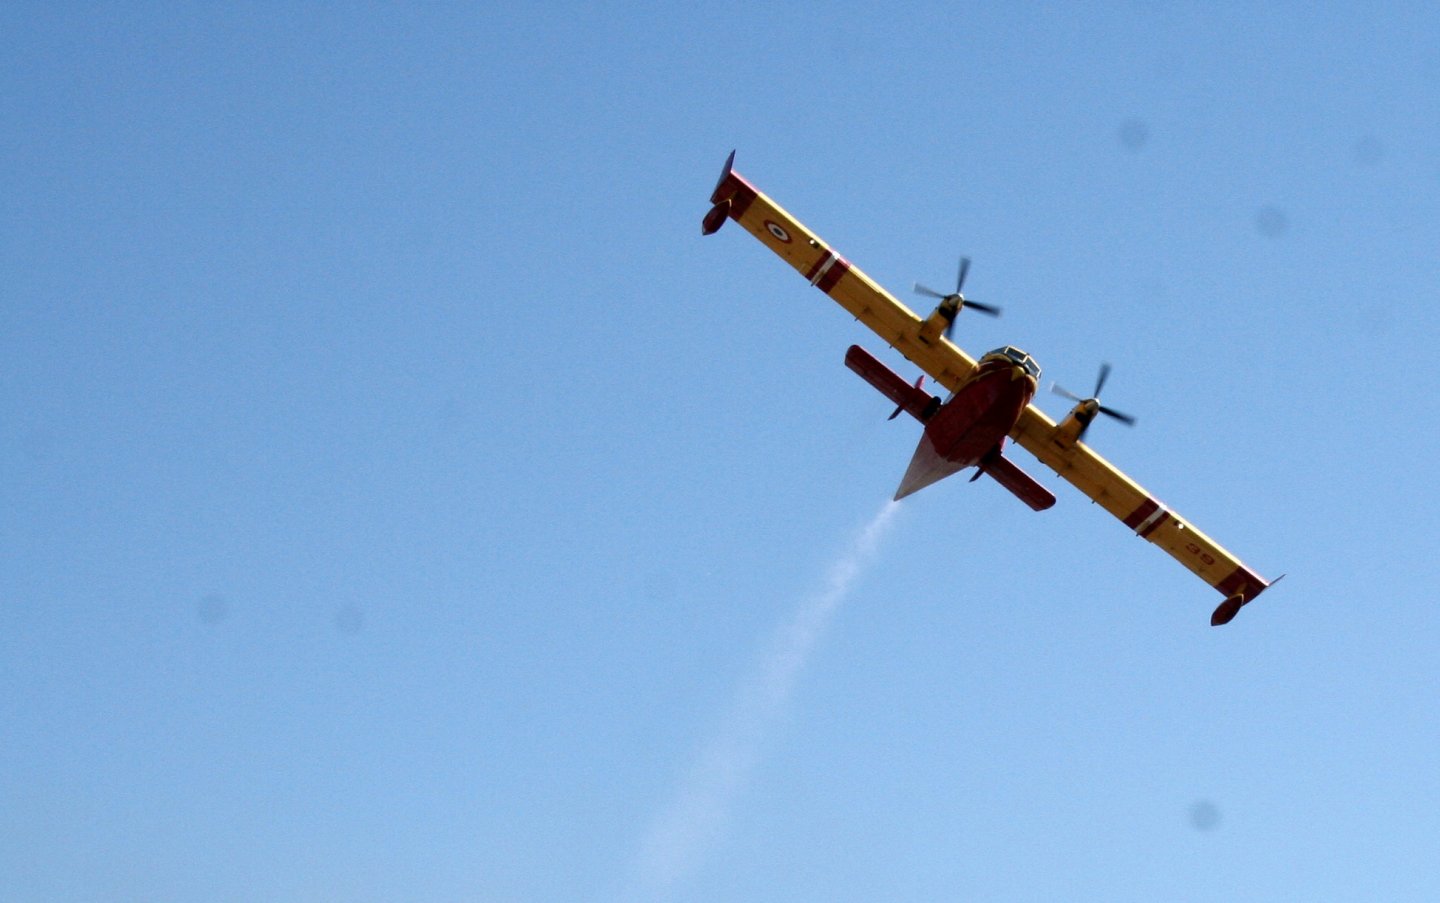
[894,433,969,500]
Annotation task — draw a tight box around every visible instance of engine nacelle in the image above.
[917,299,959,345]
[1050,401,1099,449]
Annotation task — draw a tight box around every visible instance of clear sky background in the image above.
[4,4,1439,901]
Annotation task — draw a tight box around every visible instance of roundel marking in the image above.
[765,220,792,242]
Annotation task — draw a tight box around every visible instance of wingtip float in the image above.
[703,151,1276,627]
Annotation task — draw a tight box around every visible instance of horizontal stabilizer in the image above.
[844,345,940,422]
[979,446,1056,511]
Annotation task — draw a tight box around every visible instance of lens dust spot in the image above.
[1188,799,1221,831]
[21,431,61,464]
[1254,206,1288,238]
[197,594,230,625]
[1118,118,1149,152]
[1353,135,1384,167]
[334,604,364,635]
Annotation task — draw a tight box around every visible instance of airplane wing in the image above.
[1009,405,1271,624]
[705,152,978,393]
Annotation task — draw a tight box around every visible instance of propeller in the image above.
[913,256,1001,337]
[1051,362,1136,440]
[888,375,926,420]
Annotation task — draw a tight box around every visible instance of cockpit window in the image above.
[985,346,1042,381]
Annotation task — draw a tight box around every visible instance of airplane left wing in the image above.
[1009,404,1271,625]
[704,152,977,391]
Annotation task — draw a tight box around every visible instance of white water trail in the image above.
[630,500,901,900]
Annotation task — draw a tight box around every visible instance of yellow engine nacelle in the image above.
[1050,400,1101,449]
[917,300,959,345]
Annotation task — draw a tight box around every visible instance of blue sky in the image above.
[4,3,1440,901]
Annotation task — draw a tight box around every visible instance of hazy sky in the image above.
[5,4,1440,901]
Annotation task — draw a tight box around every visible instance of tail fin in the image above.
[894,433,968,499]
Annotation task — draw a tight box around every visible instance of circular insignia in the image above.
[765,221,792,242]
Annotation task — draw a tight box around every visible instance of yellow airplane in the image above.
[702,152,1273,626]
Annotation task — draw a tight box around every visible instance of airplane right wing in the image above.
[1009,404,1271,624]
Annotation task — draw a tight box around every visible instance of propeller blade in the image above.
[888,375,930,420]
[1058,363,1136,440]
[920,256,997,337]
[1098,405,1136,426]
[1051,383,1086,404]
[1094,362,1112,398]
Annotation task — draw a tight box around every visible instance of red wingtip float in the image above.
[704,152,1275,626]
[1211,595,1245,626]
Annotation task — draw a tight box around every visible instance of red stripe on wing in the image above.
[816,257,850,293]
[1139,511,1172,539]
[1123,498,1160,530]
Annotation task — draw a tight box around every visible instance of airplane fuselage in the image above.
[895,349,1040,499]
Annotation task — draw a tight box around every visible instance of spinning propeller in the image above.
[913,256,1001,338]
[1051,363,1136,440]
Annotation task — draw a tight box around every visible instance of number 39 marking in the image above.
[1184,542,1217,567]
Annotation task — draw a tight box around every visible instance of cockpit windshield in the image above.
[985,345,1042,382]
